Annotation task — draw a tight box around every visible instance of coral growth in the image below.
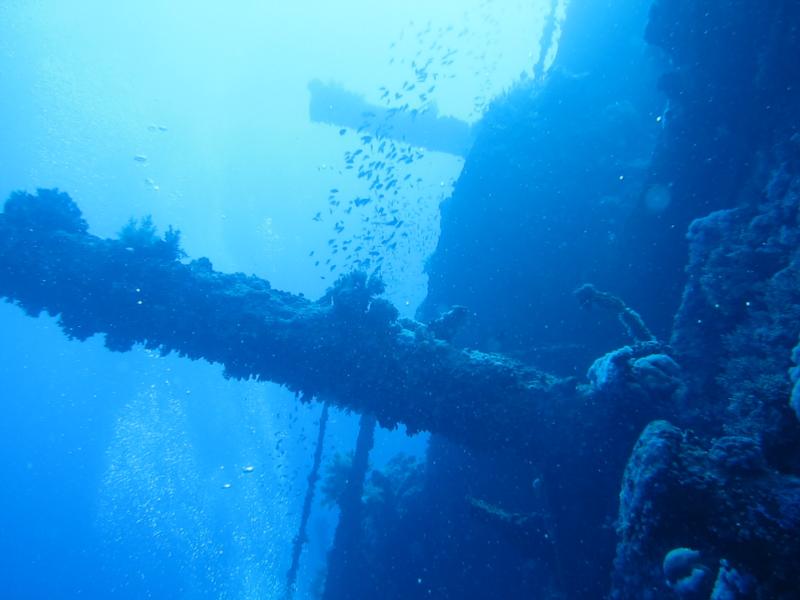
[0,189,579,455]
[118,216,185,261]
[790,336,800,422]
[671,157,800,469]
[575,284,655,343]
[612,420,800,598]
[2,188,88,234]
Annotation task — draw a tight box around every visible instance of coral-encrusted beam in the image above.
[0,189,581,454]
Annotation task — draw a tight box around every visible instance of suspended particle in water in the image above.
[644,184,672,214]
